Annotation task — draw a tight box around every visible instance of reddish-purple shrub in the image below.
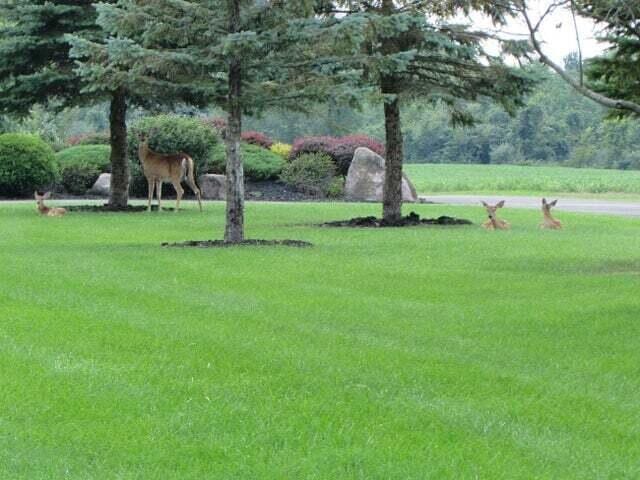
[201,117,227,133]
[290,134,385,175]
[241,131,273,149]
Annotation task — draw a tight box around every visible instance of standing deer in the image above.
[34,192,66,217]
[540,198,562,229]
[481,200,510,230]
[138,131,203,212]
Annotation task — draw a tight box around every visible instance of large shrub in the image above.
[290,134,385,175]
[55,145,111,195]
[128,115,219,196]
[210,142,284,181]
[0,133,58,197]
[280,152,337,197]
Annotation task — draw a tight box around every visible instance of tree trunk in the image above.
[224,0,244,243]
[381,78,404,224]
[108,88,129,208]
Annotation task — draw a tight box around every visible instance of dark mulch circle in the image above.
[64,204,175,212]
[162,239,313,248]
[322,212,473,228]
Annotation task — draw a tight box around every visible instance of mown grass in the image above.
[405,163,640,197]
[1,200,640,479]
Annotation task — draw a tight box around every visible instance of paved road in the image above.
[420,195,640,217]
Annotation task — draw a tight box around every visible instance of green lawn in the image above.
[1,200,639,479]
[405,163,640,197]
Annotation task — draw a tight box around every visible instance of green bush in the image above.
[128,115,219,196]
[55,145,111,195]
[280,152,336,197]
[0,133,58,197]
[210,142,284,181]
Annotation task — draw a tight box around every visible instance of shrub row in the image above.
[1,117,376,198]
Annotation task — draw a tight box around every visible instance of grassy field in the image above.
[1,200,640,479]
[405,163,640,197]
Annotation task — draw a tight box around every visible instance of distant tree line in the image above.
[2,56,638,172]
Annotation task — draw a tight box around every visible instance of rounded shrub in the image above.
[210,142,284,181]
[280,152,337,197]
[128,115,219,197]
[0,133,58,197]
[241,131,273,149]
[55,145,111,195]
[270,142,292,159]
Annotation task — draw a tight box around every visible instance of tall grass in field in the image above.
[405,163,640,195]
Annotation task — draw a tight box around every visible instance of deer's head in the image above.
[481,200,505,220]
[34,191,50,207]
[542,198,558,215]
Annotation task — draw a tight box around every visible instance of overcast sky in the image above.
[469,3,608,65]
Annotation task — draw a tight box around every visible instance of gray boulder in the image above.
[88,173,111,196]
[199,174,226,200]
[345,147,417,202]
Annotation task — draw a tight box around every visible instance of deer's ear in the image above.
[549,199,558,207]
[542,198,547,205]
[496,200,505,208]
[43,192,51,199]
[34,191,40,199]
[481,201,489,207]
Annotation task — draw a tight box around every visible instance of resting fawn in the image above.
[481,200,510,230]
[540,198,562,229]
[34,192,66,217]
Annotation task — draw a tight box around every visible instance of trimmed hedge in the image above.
[280,152,337,197]
[0,133,58,197]
[55,145,111,195]
[210,142,284,181]
[128,115,219,197]
[290,135,385,175]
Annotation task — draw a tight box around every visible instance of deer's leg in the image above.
[173,181,184,212]
[156,181,163,211]
[185,176,202,212]
[147,178,155,212]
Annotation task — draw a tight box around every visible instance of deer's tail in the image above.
[182,154,203,212]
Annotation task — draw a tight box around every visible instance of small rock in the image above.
[198,174,226,200]
[88,173,111,196]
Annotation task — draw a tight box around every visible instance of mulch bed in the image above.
[162,239,313,248]
[322,212,473,228]
[64,204,175,212]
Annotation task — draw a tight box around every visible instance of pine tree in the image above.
[323,1,537,222]
[89,0,352,241]
[0,0,138,207]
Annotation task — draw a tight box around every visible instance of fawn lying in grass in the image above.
[34,192,66,217]
[481,200,510,230]
[540,198,562,229]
